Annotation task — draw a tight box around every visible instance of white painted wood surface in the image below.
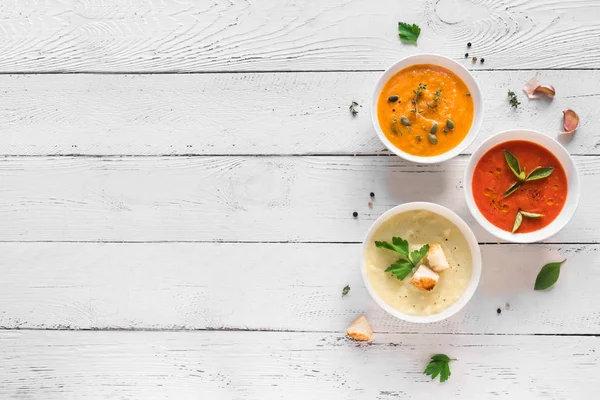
[1,331,598,399]
[0,0,598,397]
[0,242,596,334]
[0,155,595,243]
[0,71,596,156]
[0,0,598,72]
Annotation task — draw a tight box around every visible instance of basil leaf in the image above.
[503,150,522,180]
[512,211,523,233]
[385,258,415,280]
[398,22,421,45]
[535,260,566,290]
[410,244,430,266]
[520,211,544,219]
[504,181,521,197]
[526,167,555,181]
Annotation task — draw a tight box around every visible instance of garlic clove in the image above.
[523,77,556,99]
[560,109,579,135]
[523,77,538,99]
[533,84,556,98]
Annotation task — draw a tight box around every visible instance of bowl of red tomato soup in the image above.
[464,130,580,243]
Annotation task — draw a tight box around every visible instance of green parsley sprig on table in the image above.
[424,354,456,382]
[375,237,429,280]
[398,22,421,45]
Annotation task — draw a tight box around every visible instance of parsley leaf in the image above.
[384,258,414,280]
[376,238,430,280]
[424,354,456,382]
[375,237,408,258]
[398,22,421,45]
[410,244,430,266]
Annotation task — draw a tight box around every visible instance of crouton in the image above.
[346,315,373,341]
[410,265,439,291]
[426,243,450,272]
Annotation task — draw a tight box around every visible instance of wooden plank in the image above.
[0,242,596,334]
[0,71,596,156]
[0,331,597,399]
[0,0,598,72]
[0,155,594,243]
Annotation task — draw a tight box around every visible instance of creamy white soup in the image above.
[364,210,472,316]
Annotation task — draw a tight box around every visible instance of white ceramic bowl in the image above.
[464,129,580,243]
[371,54,483,164]
[361,202,482,323]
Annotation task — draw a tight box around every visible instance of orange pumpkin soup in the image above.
[472,141,568,233]
[377,64,474,157]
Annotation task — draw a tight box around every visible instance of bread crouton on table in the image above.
[346,315,373,341]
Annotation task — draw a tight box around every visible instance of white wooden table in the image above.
[0,0,598,398]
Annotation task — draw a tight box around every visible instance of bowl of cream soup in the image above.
[362,202,482,323]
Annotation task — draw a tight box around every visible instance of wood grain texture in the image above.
[0,0,598,72]
[0,331,597,399]
[0,71,596,156]
[0,242,596,334]
[0,155,594,243]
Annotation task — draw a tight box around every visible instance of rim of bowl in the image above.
[371,54,484,164]
[464,129,580,243]
[361,202,482,323]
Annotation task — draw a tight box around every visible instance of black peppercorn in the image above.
[480,58,485,63]
[467,42,472,47]
[496,308,501,314]
[353,211,358,218]
[370,192,375,197]
[464,53,469,58]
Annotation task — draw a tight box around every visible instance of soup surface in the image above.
[472,140,568,233]
[364,210,472,316]
[377,64,474,157]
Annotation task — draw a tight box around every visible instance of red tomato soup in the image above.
[472,140,567,233]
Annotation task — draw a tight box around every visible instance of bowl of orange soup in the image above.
[465,130,580,243]
[372,54,483,163]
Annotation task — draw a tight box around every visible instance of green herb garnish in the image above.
[512,209,544,233]
[426,89,442,109]
[375,237,429,280]
[503,150,554,198]
[398,22,421,45]
[349,101,359,116]
[424,354,456,382]
[410,83,427,115]
[535,260,565,290]
[342,285,350,296]
[508,90,520,109]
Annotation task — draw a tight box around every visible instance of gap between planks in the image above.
[0,240,592,245]
[0,328,598,337]
[2,68,600,75]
